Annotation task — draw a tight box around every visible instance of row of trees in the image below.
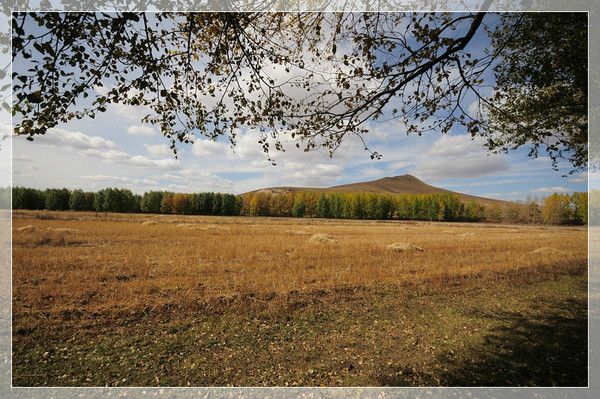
[11,187,242,216]
[140,191,242,216]
[243,191,476,222]
[10,186,589,225]
[12,187,142,213]
[242,191,590,225]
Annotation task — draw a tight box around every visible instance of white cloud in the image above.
[38,127,119,151]
[83,175,159,186]
[192,139,229,157]
[127,125,156,137]
[35,127,179,171]
[280,163,343,187]
[144,144,172,157]
[13,170,33,178]
[83,149,179,170]
[414,134,509,180]
[531,186,571,194]
[568,172,587,184]
[159,168,234,192]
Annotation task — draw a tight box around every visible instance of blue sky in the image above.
[8,13,588,200]
[10,105,587,200]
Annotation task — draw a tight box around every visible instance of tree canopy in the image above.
[11,11,587,170]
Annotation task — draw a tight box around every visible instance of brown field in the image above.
[12,210,588,387]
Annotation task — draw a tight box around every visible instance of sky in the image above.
[5,13,589,200]
[8,105,587,200]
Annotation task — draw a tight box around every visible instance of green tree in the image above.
[291,194,306,218]
[222,194,238,216]
[93,190,105,211]
[486,13,587,170]
[571,192,588,225]
[212,193,223,215]
[12,187,45,210]
[69,189,86,211]
[140,191,164,213]
[44,188,70,211]
[316,194,331,218]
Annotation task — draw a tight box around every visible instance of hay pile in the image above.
[285,229,308,235]
[176,223,194,228]
[308,233,337,243]
[47,227,78,234]
[187,224,230,232]
[141,220,158,226]
[530,247,566,256]
[386,242,424,252]
[15,225,38,233]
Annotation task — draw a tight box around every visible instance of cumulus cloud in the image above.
[36,127,179,170]
[144,144,172,157]
[158,168,234,192]
[531,186,571,194]
[414,134,509,180]
[83,149,179,170]
[281,163,343,187]
[127,125,156,137]
[83,175,159,186]
[192,139,229,157]
[568,172,587,184]
[38,127,118,151]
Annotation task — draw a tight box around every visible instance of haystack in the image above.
[530,247,566,256]
[15,225,38,233]
[386,242,424,252]
[308,233,337,243]
[47,227,78,233]
[285,229,308,235]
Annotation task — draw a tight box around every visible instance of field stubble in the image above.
[11,210,588,386]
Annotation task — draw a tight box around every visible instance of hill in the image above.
[246,174,506,204]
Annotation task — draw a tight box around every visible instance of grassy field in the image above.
[12,210,588,386]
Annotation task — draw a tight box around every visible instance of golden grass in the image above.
[12,210,587,321]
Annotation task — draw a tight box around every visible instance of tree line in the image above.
[9,186,588,225]
[11,187,242,216]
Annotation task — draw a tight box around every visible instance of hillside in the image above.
[247,174,506,204]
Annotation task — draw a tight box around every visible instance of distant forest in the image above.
[2,186,588,226]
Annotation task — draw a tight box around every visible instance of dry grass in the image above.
[12,210,587,315]
[11,210,588,386]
